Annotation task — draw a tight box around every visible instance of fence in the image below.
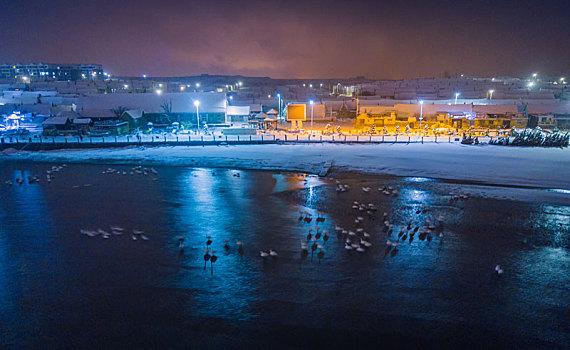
[0,133,470,151]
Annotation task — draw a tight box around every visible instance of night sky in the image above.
[1,0,568,79]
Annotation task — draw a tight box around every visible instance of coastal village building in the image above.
[0,63,103,81]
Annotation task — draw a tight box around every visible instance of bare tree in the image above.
[161,99,173,114]
[112,106,128,118]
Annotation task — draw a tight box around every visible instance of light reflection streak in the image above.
[173,168,259,320]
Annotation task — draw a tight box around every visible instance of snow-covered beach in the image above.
[3,142,569,190]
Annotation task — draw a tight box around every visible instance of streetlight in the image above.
[454,92,460,105]
[309,100,314,133]
[196,82,200,88]
[489,89,494,100]
[194,100,200,134]
[419,100,424,131]
[276,93,281,121]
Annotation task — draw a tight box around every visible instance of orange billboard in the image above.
[286,104,306,121]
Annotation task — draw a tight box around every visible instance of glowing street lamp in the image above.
[196,82,200,88]
[142,74,147,79]
[156,89,162,95]
[194,100,200,133]
[454,92,460,105]
[527,81,535,88]
[309,100,314,133]
[419,100,424,130]
[532,73,538,78]
[180,86,185,91]
[276,93,281,121]
[489,89,494,100]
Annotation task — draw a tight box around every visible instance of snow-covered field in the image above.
[2,142,569,190]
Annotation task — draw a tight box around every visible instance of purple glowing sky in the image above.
[1,0,568,78]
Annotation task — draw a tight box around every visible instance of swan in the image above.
[260,251,269,258]
[269,250,278,257]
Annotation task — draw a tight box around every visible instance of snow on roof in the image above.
[73,118,92,124]
[123,110,144,119]
[266,108,278,115]
[78,92,226,114]
[43,117,69,125]
[49,105,73,114]
[473,104,518,114]
[57,111,81,119]
[253,112,268,119]
[81,109,117,119]
[19,104,52,115]
[227,106,250,116]
[527,103,570,115]
[249,104,262,113]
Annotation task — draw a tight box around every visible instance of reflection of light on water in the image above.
[307,184,314,203]
[549,188,570,194]
[537,205,570,248]
[175,168,258,320]
[405,177,434,183]
[272,173,326,194]
[400,188,430,202]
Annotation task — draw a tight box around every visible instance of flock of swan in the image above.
[80,226,150,241]
[101,166,159,180]
[3,164,504,275]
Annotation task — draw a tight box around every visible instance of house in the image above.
[81,109,128,135]
[121,109,146,130]
[78,92,227,128]
[227,106,250,123]
[42,117,72,135]
[527,103,570,130]
[72,118,93,134]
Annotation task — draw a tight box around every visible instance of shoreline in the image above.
[2,142,569,191]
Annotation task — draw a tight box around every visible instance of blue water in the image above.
[0,162,568,349]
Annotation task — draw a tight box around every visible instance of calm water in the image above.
[0,161,568,349]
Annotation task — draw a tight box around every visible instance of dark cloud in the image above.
[0,0,568,78]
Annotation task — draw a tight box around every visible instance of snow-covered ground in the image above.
[2,143,569,190]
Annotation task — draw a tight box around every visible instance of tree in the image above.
[160,99,172,114]
[112,106,128,118]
